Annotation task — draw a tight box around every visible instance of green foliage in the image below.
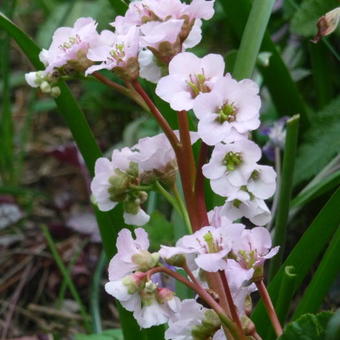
[278,312,333,340]
[143,211,175,251]
[291,0,339,37]
[37,0,113,48]
[294,96,340,185]
[326,309,340,340]
[75,329,123,340]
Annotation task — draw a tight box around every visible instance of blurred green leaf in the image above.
[294,96,340,185]
[292,226,340,319]
[326,309,340,340]
[37,0,114,48]
[75,328,123,340]
[252,188,340,334]
[291,0,339,37]
[143,211,174,251]
[278,312,333,340]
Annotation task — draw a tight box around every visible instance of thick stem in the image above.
[255,280,283,337]
[131,81,180,152]
[195,142,210,226]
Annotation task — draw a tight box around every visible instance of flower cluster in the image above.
[25,0,215,90]
[25,0,282,338]
[106,222,278,336]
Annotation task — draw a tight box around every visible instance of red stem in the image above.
[195,141,210,226]
[219,271,244,333]
[255,280,283,337]
[131,80,180,152]
[93,72,129,93]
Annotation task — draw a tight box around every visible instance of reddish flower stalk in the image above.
[131,80,180,153]
[195,141,210,226]
[255,280,283,337]
[219,271,244,334]
[146,266,246,340]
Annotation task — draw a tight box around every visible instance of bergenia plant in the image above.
[11,0,338,338]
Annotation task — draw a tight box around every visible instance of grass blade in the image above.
[233,0,276,80]
[292,226,340,319]
[252,188,340,334]
[269,115,300,279]
[40,225,91,332]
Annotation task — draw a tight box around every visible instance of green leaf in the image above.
[292,226,340,319]
[278,312,333,340]
[252,188,340,334]
[143,211,175,251]
[325,309,340,340]
[75,328,123,340]
[294,96,340,185]
[291,0,339,37]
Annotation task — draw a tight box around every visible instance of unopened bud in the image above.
[122,272,146,294]
[163,254,186,267]
[312,7,340,43]
[51,86,61,97]
[244,295,253,316]
[156,287,175,303]
[40,81,51,93]
[132,250,160,271]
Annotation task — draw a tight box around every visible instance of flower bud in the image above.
[156,287,175,303]
[241,315,256,336]
[312,7,340,43]
[191,309,221,339]
[131,250,160,271]
[40,81,51,93]
[122,272,146,294]
[51,86,61,97]
[163,254,187,267]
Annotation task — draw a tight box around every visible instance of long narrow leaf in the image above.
[0,13,142,338]
[252,188,340,334]
[219,0,309,125]
[269,115,300,279]
[233,0,276,80]
[292,226,340,319]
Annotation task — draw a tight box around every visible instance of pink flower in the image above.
[160,224,244,272]
[39,17,99,74]
[108,228,158,280]
[156,52,225,110]
[224,259,256,316]
[232,227,279,270]
[202,139,261,197]
[193,75,261,145]
[86,26,140,78]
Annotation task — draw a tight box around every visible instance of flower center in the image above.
[109,43,126,62]
[186,73,210,98]
[238,249,257,269]
[223,151,242,171]
[59,34,81,51]
[216,102,237,123]
[203,231,220,253]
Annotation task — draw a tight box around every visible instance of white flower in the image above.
[138,49,162,83]
[193,75,261,145]
[86,26,140,78]
[160,224,244,272]
[222,197,272,226]
[107,228,158,281]
[156,52,225,110]
[247,165,276,200]
[90,147,150,226]
[39,17,99,73]
[232,227,280,270]
[202,139,261,197]
[165,299,207,340]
